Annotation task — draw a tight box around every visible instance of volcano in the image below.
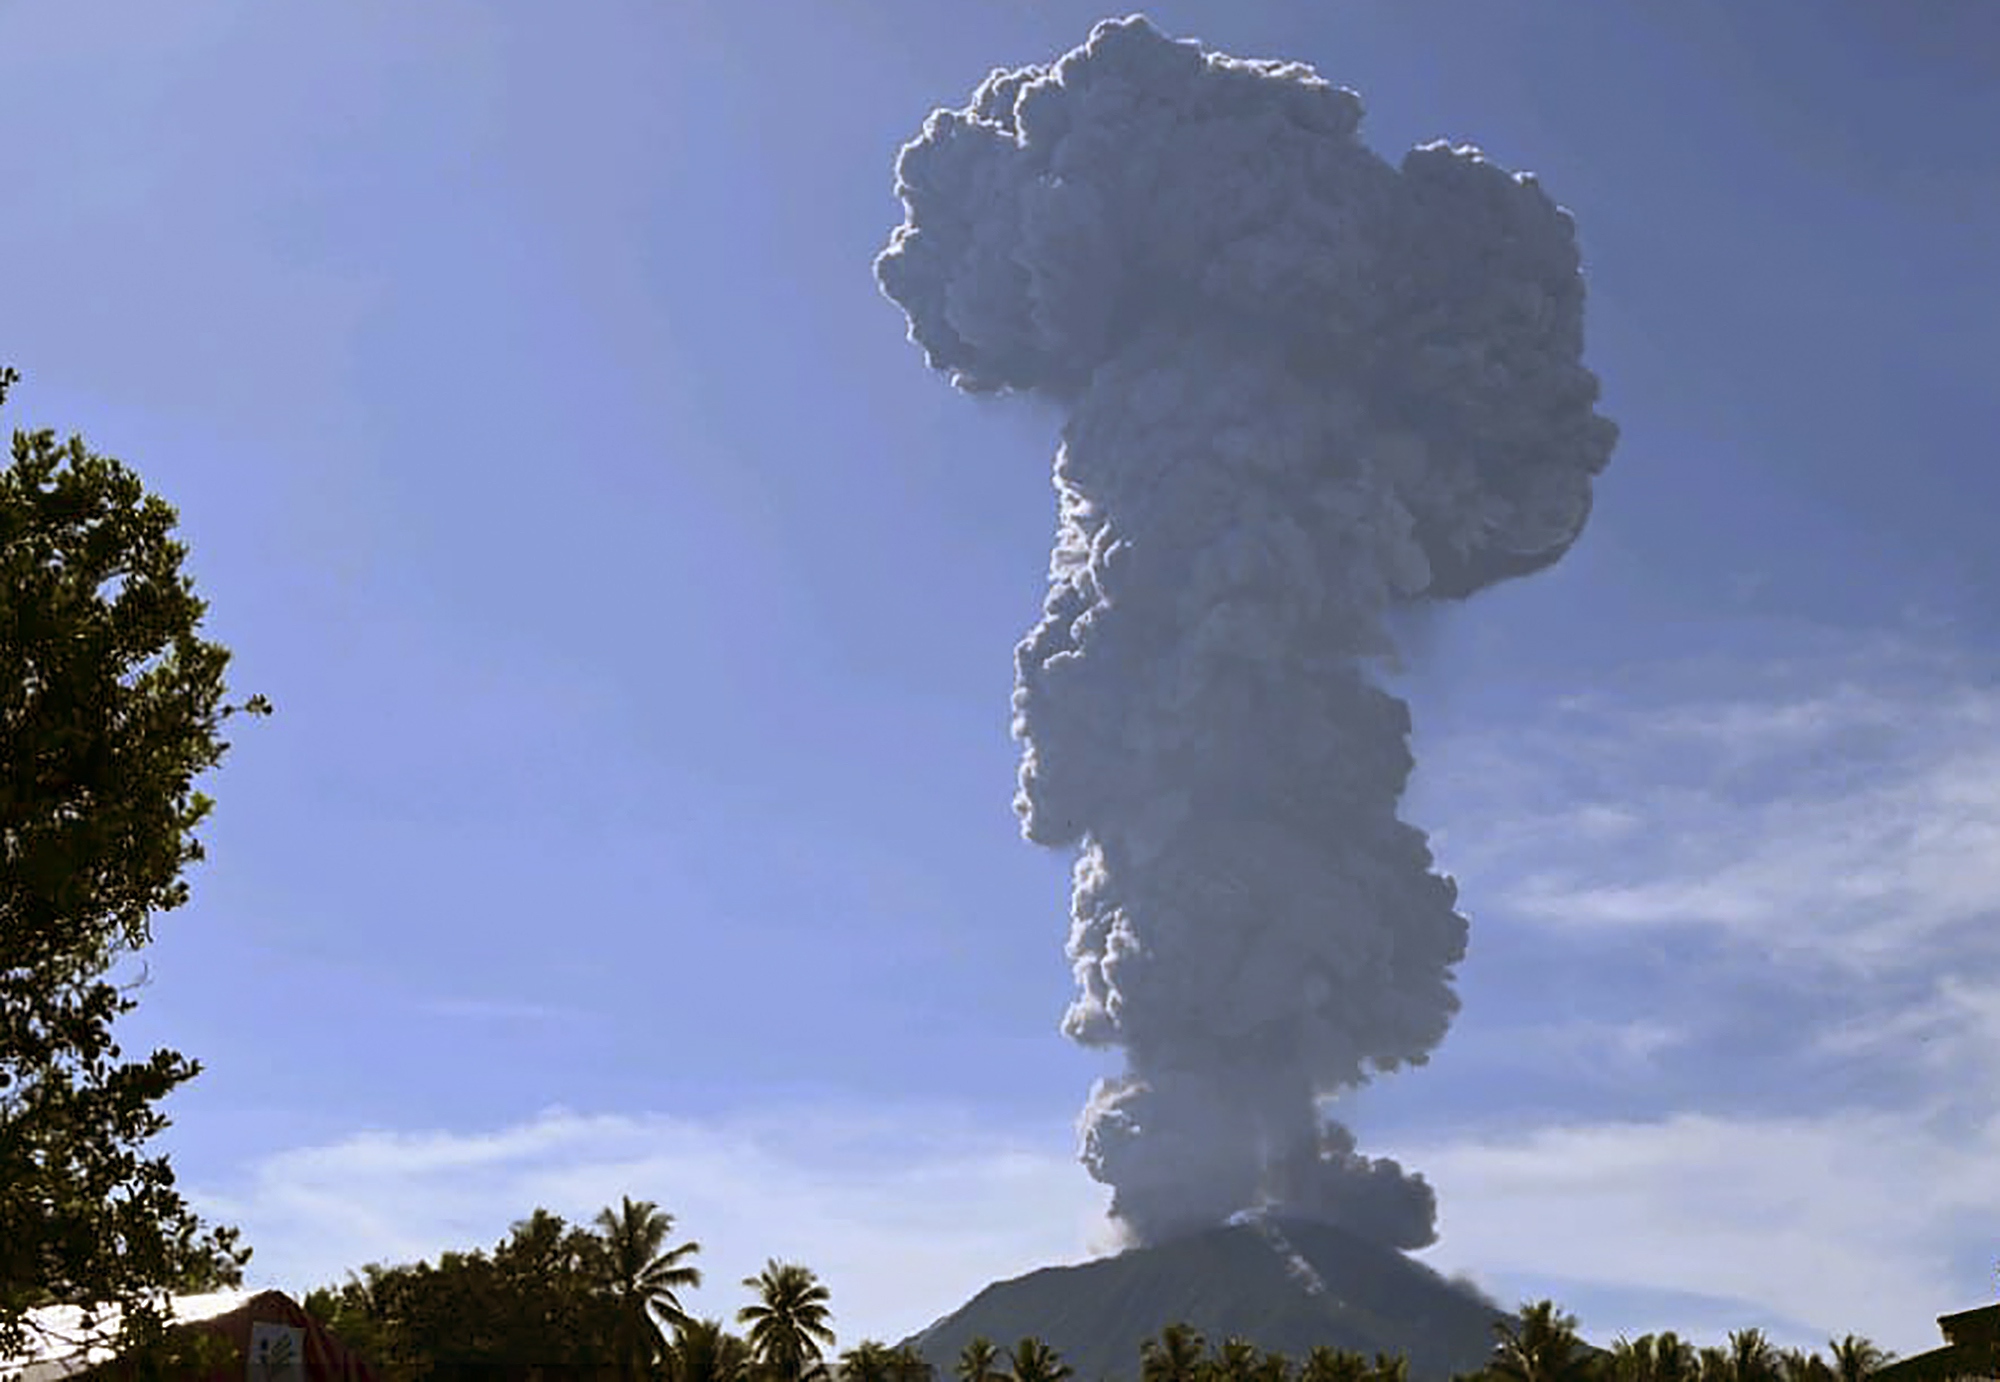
[898,1214,1516,1382]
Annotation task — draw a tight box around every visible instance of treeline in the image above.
[1109,1308,1897,1382]
[300,1196,834,1382]
[304,1202,1899,1382]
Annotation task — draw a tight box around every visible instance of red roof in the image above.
[71,1290,379,1382]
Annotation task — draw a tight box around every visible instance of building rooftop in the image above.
[1940,1306,2000,1349]
[1873,1302,2000,1382]
[1,1292,252,1382]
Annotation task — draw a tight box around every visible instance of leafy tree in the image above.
[738,1260,836,1382]
[1140,1323,1207,1382]
[1490,1301,1596,1382]
[301,1263,401,1375]
[674,1318,756,1382]
[394,1249,510,1380]
[1366,1354,1410,1382]
[960,1337,1006,1382]
[300,1208,625,1381]
[0,365,265,1368]
[1005,1337,1073,1382]
[491,1207,622,1377]
[843,1340,898,1382]
[593,1195,703,1382]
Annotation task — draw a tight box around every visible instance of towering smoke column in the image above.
[876,15,1617,1251]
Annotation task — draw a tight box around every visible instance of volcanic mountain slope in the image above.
[898,1215,1514,1382]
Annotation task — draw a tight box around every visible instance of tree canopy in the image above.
[0,365,265,1370]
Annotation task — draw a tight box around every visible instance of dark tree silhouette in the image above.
[738,1260,836,1382]
[593,1196,702,1382]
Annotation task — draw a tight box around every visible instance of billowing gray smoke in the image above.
[876,15,1616,1251]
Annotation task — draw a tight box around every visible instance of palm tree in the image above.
[1140,1324,1207,1382]
[1610,1335,1658,1382]
[1773,1347,1829,1382]
[593,1196,704,1382]
[1210,1339,1263,1382]
[1600,1336,1664,1382]
[961,1337,1006,1382]
[843,1340,897,1382]
[1611,1332,1704,1382]
[738,1260,837,1382]
[891,1342,938,1382]
[1490,1301,1595,1382]
[1253,1349,1294,1382]
[676,1318,756,1382]
[1697,1346,1730,1382]
[1652,1334,1700,1382]
[1006,1337,1073,1382]
[1367,1355,1410,1382]
[1826,1337,1892,1382]
[1719,1330,1781,1382]
[1301,1346,1371,1382]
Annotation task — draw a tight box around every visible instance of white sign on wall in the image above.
[247,1321,305,1382]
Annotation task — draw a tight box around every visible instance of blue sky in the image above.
[4,0,1998,1360]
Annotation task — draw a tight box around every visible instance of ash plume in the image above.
[876,15,1616,1250]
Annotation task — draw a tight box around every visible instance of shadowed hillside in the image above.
[898,1214,1514,1382]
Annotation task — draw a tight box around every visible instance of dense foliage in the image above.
[303,1205,667,1381]
[0,366,265,1374]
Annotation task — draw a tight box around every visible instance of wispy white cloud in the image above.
[1392,629,2000,1356]
[192,1103,1102,1350]
[193,1088,2000,1366]
[1416,1015,1691,1092]
[1427,635,2000,977]
[1469,649,2000,1140]
[1811,973,2000,1085]
[1404,1104,2000,1359]
[1536,1017,1688,1081]
[412,995,590,1023]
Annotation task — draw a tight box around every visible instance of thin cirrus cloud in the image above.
[1430,629,2000,973]
[1519,1017,1689,1084]
[413,996,590,1024]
